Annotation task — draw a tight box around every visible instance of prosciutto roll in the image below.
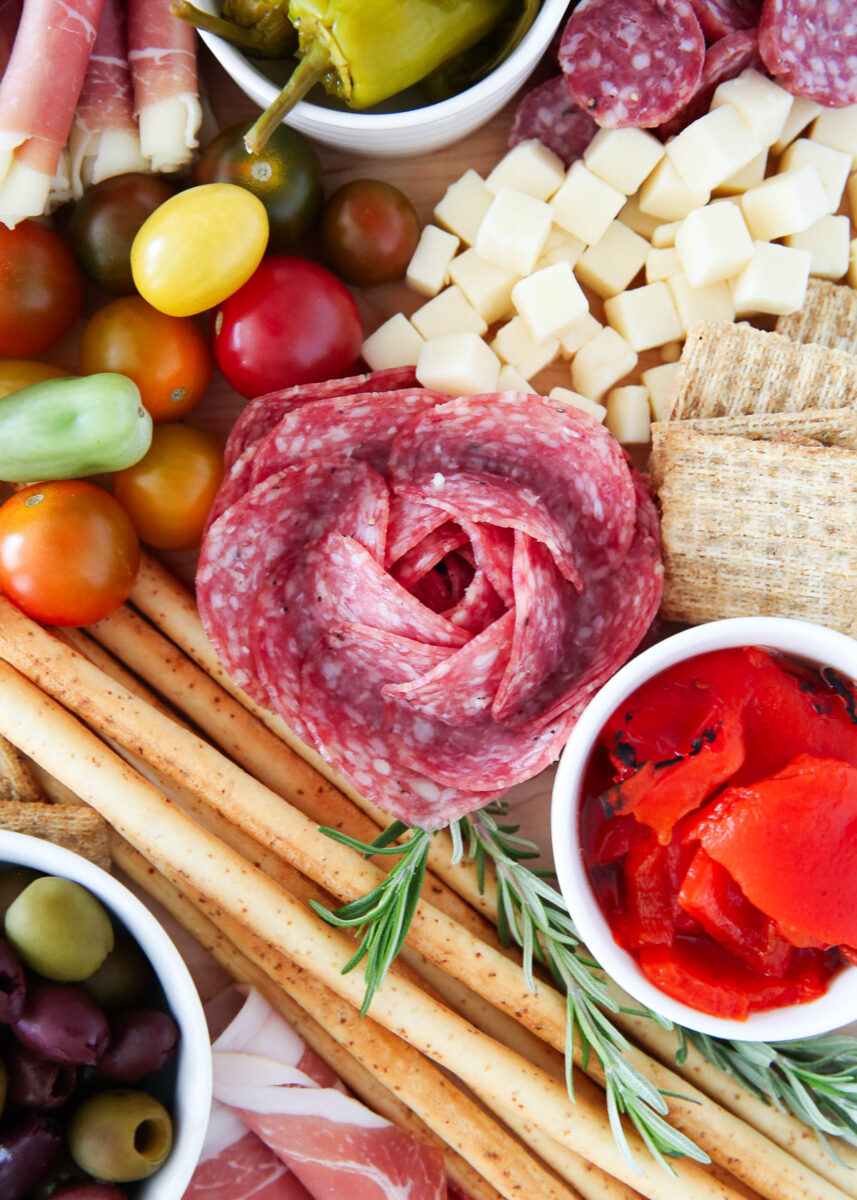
[127,0,201,170]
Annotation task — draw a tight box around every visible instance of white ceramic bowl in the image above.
[200,0,569,155]
[551,617,857,1041]
[0,831,212,1198]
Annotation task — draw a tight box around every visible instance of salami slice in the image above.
[559,0,705,129]
[758,0,857,107]
[385,495,452,567]
[508,76,599,165]
[658,28,760,139]
[391,522,470,591]
[444,570,506,633]
[687,0,761,41]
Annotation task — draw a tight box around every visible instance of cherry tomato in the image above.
[113,423,224,551]
[0,482,139,626]
[0,360,70,401]
[69,173,176,294]
[193,123,323,253]
[79,296,212,422]
[0,222,83,357]
[319,179,420,287]
[213,257,362,399]
[131,184,269,317]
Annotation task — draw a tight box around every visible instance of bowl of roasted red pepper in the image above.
[552,617,857,1040]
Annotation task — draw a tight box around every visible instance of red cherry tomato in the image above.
[212,257,363,399]
[0,222,83,357]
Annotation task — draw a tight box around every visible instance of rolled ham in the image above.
[127,0,201,171]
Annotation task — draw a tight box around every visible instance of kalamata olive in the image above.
[13,980,109,1065]
[68,1089,173,1182]
[48,1186,128,1200]
[0,937,25,1023]
[0,868,39,923]
[0,1054,7,1116]
[5,876,114,982]
[29,1152,88,1200]
[98,1010,179,1083]
[0,1111,62,1199]
[82,937,152,1012]
[7,1042,77,1108]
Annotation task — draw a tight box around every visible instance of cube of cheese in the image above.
[575,221,649,297]
[405,225,460,297]
[667,273,735,333]
[661,341,683,363]
[779,138,850,212]
[666,105,762,193]
[549,387,607,423]
[448,249,517,324]
[740,166,829,240]
[511,261,588,343]
[714,149,767,196]
[771,96,822,154]
[475,187,553,276]
[416,333,501,396]
[729,241,811,317]
[605,385,651,444]
[641,362,680,421]
[786,214,851,281]
[618,194,662,239]
[674,202,753,287]
[639,157,710,220]
[491,316,559,380]
[710,70,793,147]
[583,128,664,195]
[433,170,493,245]
[410,285,488,340]
[550,162,625,245]
[571,326,637,399]
[536,226,586,271]
[558,311,602,358]
[362,313,425,371]
[485,139,565,201]
[603,281,683,352]
[498,364,538,394]
[810,104,857,168]
[646,246,681,283]
[850,239,857,290]
[651,220,681,248]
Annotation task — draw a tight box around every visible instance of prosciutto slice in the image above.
[184,1103,314,1200]
[127,0,201,170]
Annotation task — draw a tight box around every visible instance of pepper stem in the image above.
[169,0,270,54]
[244,41,330,154]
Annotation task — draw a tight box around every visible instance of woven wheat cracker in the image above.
[776,280,857,357]
[651,406,857,450]
[0,801,111,869]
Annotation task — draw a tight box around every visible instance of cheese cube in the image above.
[666,105,762,193]
[536,226,586,271]
[849,239,857,290]
[511,261,588,343]
[574,221,649,298]
[667,273,735,333]
[714,149,767,196]
[491,316,559,380]
[603,281,683,352]
[486,139,565,201]
[729,241,811,317]
[549,388,607,423]
[411,286,488,340]
[651,220,681,248]
[433,170,493,245]
[661,341,682,363]
[618,194,662,239]
[583,128,665,195]
[558,311,602,358]
[740,166,829,240]
[362,313,425,371]
[475,187,553,276]
[771,96,822,154]
[786,214,851,281]
[448,249,516,324]
[674,202,753,287]
[405,225,460,297]
[550,162,625,245]
[779,138,850,212]
[605,385,651,444]
[498,364,538,394]
[710,70,793,147]
[639,157,710,220]
[571,326,637,399]
[810,104,857,168]
[645,246,681,283]
[416,333,501,396]
[641,362,680,421]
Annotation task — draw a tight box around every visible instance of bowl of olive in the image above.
[0,832,212,1200]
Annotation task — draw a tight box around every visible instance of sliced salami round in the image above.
[759,0,857,107]
[559,0,705,129]
[390,522,470,591]
[658,28,760,139]
[508,76,599,165]
[688,0,761,41]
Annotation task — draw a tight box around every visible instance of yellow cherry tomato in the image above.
[130,184,269,317]
[0,360,70,400]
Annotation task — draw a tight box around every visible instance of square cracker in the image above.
[651,405,857,449]
[776,279,857,357]
[0,801,111,871]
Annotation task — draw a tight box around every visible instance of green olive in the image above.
[82,935,153,1011]
[68,1089,173,1182]
[0,867,39,923]
[5,876,114,982]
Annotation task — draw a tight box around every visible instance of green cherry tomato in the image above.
[130,183,269,317]
[193,122,323,253]
[69,173,176,294]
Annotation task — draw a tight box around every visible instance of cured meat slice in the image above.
[687,0,760,41]
[444,570,507,633]
[390,522,470,590]
[559,0,705,129]
[658,28,760,138]
[462,522,515,606]
[758,0,857,107]
[184,1103,314,1199]
[508,75,599,165]
[126,0,201,170]
[384,495,449,567]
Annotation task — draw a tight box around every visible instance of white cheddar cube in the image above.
[491,316,559,380]
[571,326,638,400]
[575,220,649,297]
[646,246,681,282]
[411,286,488,341]
[583,128,665,195]
[779,138,850,212]
[405,225,460,297]
[729,240,811,317]
[603,282,683,352]
[549,388,607,423]
[810,104,857,168]
[641,362,680,421]
[511,261,588,343]
[558,311,602,358]
[550,161,625,245]
[618,194,662,239]
[771,96,822,154]
[498,364,538,394]
[849,239,857,289]
[475,187,553,276]
[651,220,681,248]
[714,148,767,196]
[485,139,565,201]
[710,70,793,147]
[666,105,762,193]
[416,334,500,397]
[674,202,753,287]
[362,313,425,371]
[605,385,651,444]
[661,341,683,363]
[639,157,710,220]
[740,165,829,240]
[448,249,517,324]
[433,170,493,246]
[536,226,586,271]
[786,214,851,281]
[667,273,735,333]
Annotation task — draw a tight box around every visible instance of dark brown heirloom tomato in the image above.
[69,173,175,293]
[0,222,82,357]
[319,178,420,287]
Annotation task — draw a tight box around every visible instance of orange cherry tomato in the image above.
[113,422,224,551]
[79,296,212,422]
[0,360,71,400]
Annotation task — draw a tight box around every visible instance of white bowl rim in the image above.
[0,831,212,1198]
[551,616,857,1041]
